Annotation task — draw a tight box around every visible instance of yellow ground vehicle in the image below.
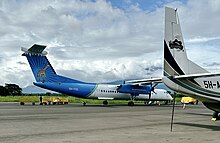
[42,96,68,105]
[181,97,198,104]
[51,97,68,105]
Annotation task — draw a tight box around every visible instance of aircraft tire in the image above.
[82,102,86,106]
[128,101,134,106]
[103,100,108,106]
[20,102,24,105]
[213,112,219,119]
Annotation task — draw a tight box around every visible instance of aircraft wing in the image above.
[124,72,220,85]
[173,72,220,79]
[126,77,162,85]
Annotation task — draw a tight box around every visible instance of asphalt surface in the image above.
[0,102,220,143]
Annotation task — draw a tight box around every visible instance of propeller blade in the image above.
[152,90,157,94]
[148,83,158,102]
[152,83,158,88]
[150,83,158,95]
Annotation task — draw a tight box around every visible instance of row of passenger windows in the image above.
[100,90,119,93]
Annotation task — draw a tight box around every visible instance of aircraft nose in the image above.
[167,93,173,100]
[169,95,173,100]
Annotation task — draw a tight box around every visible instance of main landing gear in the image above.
[128,94,136,106]
[128,101,134,106]
[103,100,108,106]
[212,112,220,121]
[82,101,86,106]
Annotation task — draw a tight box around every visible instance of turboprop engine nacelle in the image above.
[117,84,152,95]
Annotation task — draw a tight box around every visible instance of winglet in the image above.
[21,44,48,56]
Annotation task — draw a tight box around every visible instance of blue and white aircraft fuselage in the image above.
[34,82,171,101]
[22,45,172,105]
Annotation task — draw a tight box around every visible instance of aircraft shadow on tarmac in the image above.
[175,122,220,131]
[185,112,213,117]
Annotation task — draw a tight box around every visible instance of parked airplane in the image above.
[21,45,172,106]
[163,7,220,120]
[127,7,220,120]
[131,7,220,120]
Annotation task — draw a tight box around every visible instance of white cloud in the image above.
[187,36,220,43]
[1,0,220,89]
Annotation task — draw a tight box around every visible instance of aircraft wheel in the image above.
[103,100,108,106]
[20,102,25,105]
[128,101,134,106]
[213,112,219,120]
[82,102,86,106]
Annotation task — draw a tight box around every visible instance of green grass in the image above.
[0,95,181,104]
[0,96,151,104]
[0,96,108,103]
[0,96,39,102]
[174,97,181,102]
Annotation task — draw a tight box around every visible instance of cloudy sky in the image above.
[1,0,220,88]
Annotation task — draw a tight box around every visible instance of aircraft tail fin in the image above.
[164,7,207,77]
[22,44,82,83]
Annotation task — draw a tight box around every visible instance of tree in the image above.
[0,86,8,96]
[5,84,22,96]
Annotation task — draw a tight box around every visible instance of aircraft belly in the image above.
[163,77,220,102]
[34,82,97,98]
[203,102,220,113]
[135,94,150,100]
[136,94,169,101]
[113,94,130,100]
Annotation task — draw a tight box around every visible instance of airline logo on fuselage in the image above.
[169,39,184,51]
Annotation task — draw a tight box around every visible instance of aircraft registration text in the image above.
[203,81,220,89]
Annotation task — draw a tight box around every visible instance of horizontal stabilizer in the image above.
[21,44,47,56]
